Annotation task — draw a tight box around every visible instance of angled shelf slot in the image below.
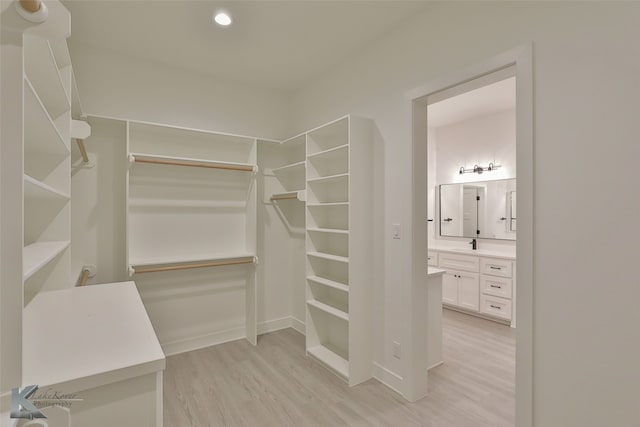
[23,241,70,281]
[307,173,349,184]
[307,228,349,235]
[24,175,70,202]
[23,35,70,120]
[306,144,348,161]
[272,160,305,174]
[24,78,69,163]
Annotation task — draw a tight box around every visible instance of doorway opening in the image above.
[408,45,533,427]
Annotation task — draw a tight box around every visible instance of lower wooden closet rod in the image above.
[134,157,255,172]
[133,257,255,274]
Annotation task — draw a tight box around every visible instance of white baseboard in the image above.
[290,316,306,335]
[161,326,246,357]
[257,316,292,335]
[161,316,306,356]
[372,362,404,395]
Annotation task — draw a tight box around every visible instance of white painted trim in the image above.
[257,316,292,335]
[372,362,404,396]
[161,317,305,356]
[290,316,306,335]
[161,326,246,357]
[409,43,533,426]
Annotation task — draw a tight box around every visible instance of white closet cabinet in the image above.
[305,116,373,386]
[126,121,259,345]
[22,34,72,305]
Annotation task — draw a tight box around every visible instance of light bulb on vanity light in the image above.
[213,11,232,27]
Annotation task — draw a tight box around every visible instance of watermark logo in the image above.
[10,385,83,419]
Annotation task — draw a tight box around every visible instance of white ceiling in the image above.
[427,77,516,128]
[62,1,430,93]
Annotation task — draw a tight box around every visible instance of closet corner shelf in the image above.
[129,153,258,173]
[24,77,70,156]
[23,241,70,281]
[307,251,349,264]
[307,299,349,321]
[24,174,70,201]
[307,345,349,379]
[307,202,349,207]
[307,144,349,160]
[307,227,349,235]
[270,190,306,202]
[271,160,305,174]
[24,38,71,120]
[307,173,349,184]
[129,254,257,275]
[307,276,349,293]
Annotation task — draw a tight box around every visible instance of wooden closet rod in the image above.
[19,0,41,13]
[77,268,90,287]
[271,193,298,201]
[134,157,255,172]
[76,139,89,163]
[133,257,255,274]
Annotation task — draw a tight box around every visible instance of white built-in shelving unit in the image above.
[126,121,259,344]
[305,116,373,386]
[22,34,73,305]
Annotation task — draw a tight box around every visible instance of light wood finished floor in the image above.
[164,309,516,426]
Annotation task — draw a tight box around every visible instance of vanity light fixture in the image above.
[213,11,232,26]
[459,162,501,175]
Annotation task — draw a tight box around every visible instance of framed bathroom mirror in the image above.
[439,178,516,240]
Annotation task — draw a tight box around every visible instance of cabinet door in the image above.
[458,272,479,311]
[442,271,458,305]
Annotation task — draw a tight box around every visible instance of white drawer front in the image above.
[480,294,512,321]
[427,251,438,266]
[480,274,513,299]
[480,257,512,278]
[438,253,479,272]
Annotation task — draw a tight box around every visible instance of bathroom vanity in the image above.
[428,246,516,327]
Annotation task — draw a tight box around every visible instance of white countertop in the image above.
[428,267,446,276]
[429,244,516,260]
[23,281,165,393]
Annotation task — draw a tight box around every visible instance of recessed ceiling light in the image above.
[214,12,232,27]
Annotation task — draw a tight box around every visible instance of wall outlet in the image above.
[392,223,401,239]
[393,341,401,359]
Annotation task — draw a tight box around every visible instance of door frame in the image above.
[404,43,533,427]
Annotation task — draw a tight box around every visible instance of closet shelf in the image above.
[307,251,349,264]
[24,36,70,120]
[24,77,70,159]
[271,160,305,174]
[307,227,349,235]
[307,144,348,160]
[24,175,70,201]
[307,345,349,379]
[307,173,349,184]
[270,190,306,202]
[307,276,349,293]
[129,153,258,173]
[129,254,257,275]
[23,241,70,281]
[307,202,349,207]
[307,299,349,321]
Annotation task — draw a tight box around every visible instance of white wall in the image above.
[434,109,515,186]
[69,43,289,140]
[69,46,293,349]
[288,2,640,426]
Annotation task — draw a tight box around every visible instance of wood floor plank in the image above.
[164,309,515,426]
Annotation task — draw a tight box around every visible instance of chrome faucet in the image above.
[469,238,477,250]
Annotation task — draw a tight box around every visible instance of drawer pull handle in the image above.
[490,284,501,288]
[490,266,502,270]
[490,304,501,309]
